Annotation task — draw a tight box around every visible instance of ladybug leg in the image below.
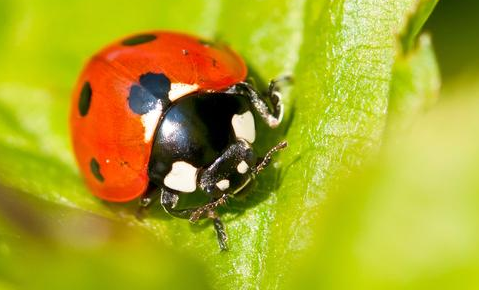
[136,187,161,219]
[190,196,229,252]
[264,76,292,124]
[227,76,292,129]
[139,188,160,208]
[160,187,228,222]
[210,211,228,251]
[159,188,197,219]
[161,188,229,251]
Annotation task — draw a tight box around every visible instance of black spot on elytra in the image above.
[182,49,189,55]
[78,82,92,116]
[90,158,104,182]
[122,34,157,46]
[128,73,171,115]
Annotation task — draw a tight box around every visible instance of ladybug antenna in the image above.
[252,141,288,175]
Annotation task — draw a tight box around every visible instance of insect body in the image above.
[70,31,287,250]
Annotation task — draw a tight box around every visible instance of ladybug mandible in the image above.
[70,31,288,250]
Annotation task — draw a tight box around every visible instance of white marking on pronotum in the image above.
[168,83,199,102]
[231,111,255,143]
[141,102,163,142]
[164,161,199,193]
[216,179,230,191]
[237,160,249,174]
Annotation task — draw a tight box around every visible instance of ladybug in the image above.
[70,31,288,250]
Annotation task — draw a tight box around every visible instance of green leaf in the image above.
[386,0,440,132]
[387,37,440,132]
[0,187,211,290]
[400,0,438,53]
[286,82,479,290]
[0,0,439,289]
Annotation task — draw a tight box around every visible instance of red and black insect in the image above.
[70,31,287,250]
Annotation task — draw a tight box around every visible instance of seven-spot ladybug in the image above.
[70,31,288,250]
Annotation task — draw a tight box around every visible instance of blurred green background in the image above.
[0,0,478,289]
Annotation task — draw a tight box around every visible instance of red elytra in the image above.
[70,31,247,202]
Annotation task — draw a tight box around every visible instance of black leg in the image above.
[266,76,292,119]
[211,212,228,251]
[226,76,291,128]
[136,188,161,219]
[139,188,160,208]
[160,188,197,219]
[160,188,230,251]
[267,76,292,95]
[160,188,228,222]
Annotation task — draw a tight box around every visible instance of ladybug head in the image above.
[198,139,257,198]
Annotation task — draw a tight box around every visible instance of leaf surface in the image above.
[0,0,439,289]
